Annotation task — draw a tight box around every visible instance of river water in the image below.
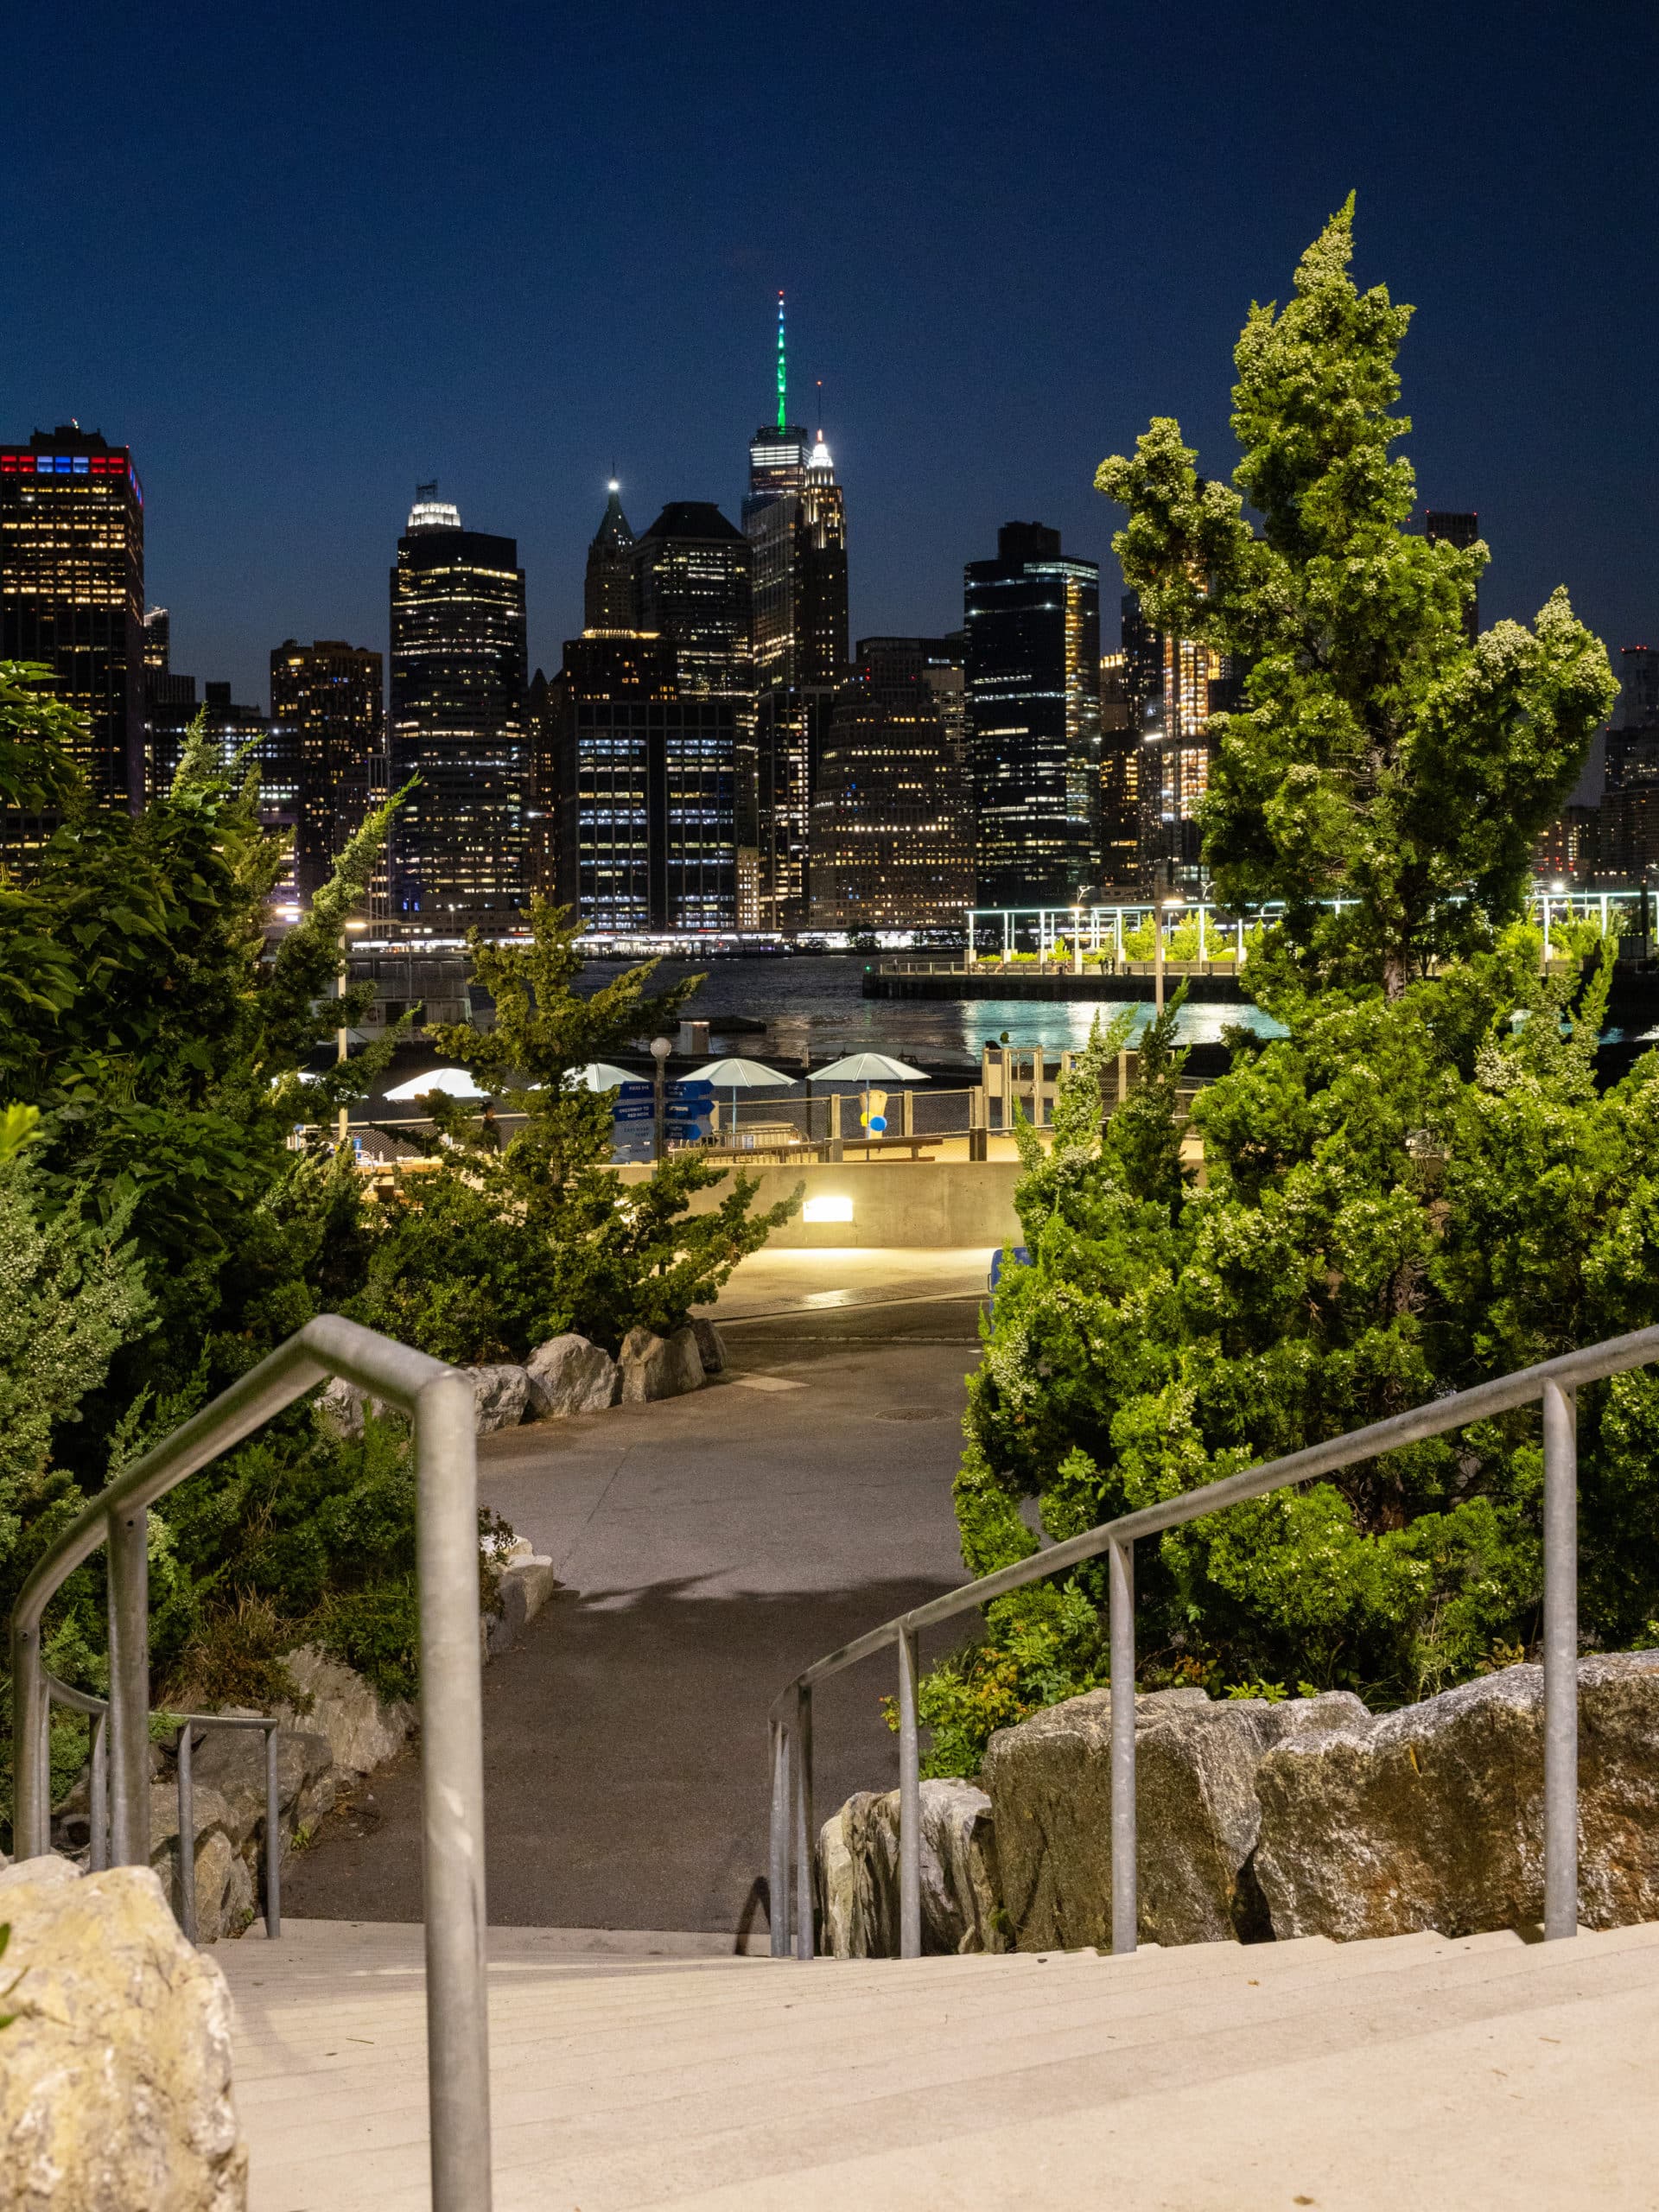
[579,954,1283,1074]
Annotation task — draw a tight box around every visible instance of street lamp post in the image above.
[338,921,369,1147]
[651,1035,671,1164]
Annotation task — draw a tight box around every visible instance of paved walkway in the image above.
[283,1250,988,1937]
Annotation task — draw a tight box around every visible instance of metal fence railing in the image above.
[766,1323,1659,1963]
[9,1315,492,2212]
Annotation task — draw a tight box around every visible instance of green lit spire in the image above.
[776,289,786,434]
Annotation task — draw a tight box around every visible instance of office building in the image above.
[1119,585,1243,899]
[1534,804,1602,886]
[963,521,1099,907]
[633,502,753,696]
[1425,510,1480,640]
[584,483,637,632]
[741,295,849,927]
[141,604,199,798]
[542,632,737,932]
[1,423,144,817]
[1098,648,1138,891]
[389,486,528,933]
[1600,645,1659,885]
[200,683,301,906]
[270,639,385,904]
[810,636,972,930]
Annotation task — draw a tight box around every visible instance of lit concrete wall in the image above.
[616,1159,1024,1249]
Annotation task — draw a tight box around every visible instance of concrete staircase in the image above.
[220,1916,1659,2209]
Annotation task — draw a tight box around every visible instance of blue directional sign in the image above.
[612,1103,655,1124]
[616,1082,655,1103]
[671,1080,715,1101]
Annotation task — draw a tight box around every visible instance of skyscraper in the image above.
[1,423,144,817]
[742,293,849,928]
[389,486,528,934]
[200,682,302,907]
[810,636,972,929]
[270,639,385,904]
[963,521,1099,907]
[1425,510,1481,639]
[584,483,637,632]
[632,502,753,697]
[141,605,199,799]
[1120,586,1242,898]
[542,632,737,932]
[1601,645,1659,885]
[1097,648,1138,892]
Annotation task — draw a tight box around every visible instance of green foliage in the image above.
[353,896,800,1358]
[931,208,1643,1779]
[1095,197,1616,998]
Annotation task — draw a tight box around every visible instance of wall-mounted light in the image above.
[803,1194,854,1224]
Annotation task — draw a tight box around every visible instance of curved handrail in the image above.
[767,1321,1659,1965]
[9,1313,493,2212]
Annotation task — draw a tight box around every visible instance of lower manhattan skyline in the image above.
[3,0,1655,715]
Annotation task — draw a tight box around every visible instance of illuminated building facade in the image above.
[1124,582,1243,898]
[389,488,528,933]
[200,682,301,906]
[142,605,199,798]
[584,483,636,631]
[963,521,1099,907]
[1599,645,1659,885]
[0,424,144,822]
[742,294,849,928]
[543,632,737,932]
[810,636,972,929]
[1098,647,1138,891]
[270,639,385,904]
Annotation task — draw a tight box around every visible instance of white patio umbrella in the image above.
[382,1066,486,1102]
[687,1055,792,1141]
[810,1051,928,1137]
[563,1061,636,1091]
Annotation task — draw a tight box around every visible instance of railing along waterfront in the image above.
[9,1314,493,2212]
[766,1325,1659,1962]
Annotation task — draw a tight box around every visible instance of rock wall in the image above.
[0,1856,247,2210]
[820,1656,1659,1955]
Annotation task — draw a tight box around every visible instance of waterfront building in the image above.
[809,635,972,930]
[1534,804,1602,886]
[584,482,637,632]
[541,631,737,932]
[1600,645,1659,886]
[1426,509,1481,639]
[963,521,1099,908]
[1,423,144,824]
[742,294,849,928]
[1121,583,1243,899]
[270,639,385,904]
[389,486,528,934]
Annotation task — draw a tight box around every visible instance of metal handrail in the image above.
[9,1313,493,2212]
[767,1321,1659,1964]
[38,1670,284,1943]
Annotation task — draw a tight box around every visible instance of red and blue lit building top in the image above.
[1,431,142,504]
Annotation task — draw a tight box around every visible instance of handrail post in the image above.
[90,1712,109,1872]
[106,1503,150,1866]
[176,1722,198,1945]
[898,1626,922,1959]
[768,1714,791,1957]
[265,1720,283,1937]
[36,1691,52,1859]
[411,1368,493,2212]
[10,1618,45,1859]
[793,1686,815,1961]
[1542,1379,1579,1940]
[1109,1536,1137,1955]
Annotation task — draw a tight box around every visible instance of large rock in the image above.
[982,1684,1372,1952]
[690,1318,727,1376]
[270,1644,416,1782]
[1254,1651,1659,1941]
[618,1325,705,1402]
[468,1363,530,1433]
[0,1859,248,2209]
[524,1332,620,1418]
[816,1778,1006,1957]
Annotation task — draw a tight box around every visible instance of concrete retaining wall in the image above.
[619,1158,1023,1249]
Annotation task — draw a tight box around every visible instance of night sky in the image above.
[6,1,1655,736]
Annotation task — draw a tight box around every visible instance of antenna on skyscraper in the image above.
[776,289,787,434]
[816,377,824,436]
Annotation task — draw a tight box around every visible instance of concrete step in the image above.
[224,1919,1659,2209]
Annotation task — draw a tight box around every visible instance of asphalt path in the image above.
[283,1294,983,1937]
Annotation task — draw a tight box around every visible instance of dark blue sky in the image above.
[6,1,1655,715]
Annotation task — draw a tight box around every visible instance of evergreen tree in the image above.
[927,208,1645,1776]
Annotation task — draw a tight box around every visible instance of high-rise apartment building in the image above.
[1121,586,1242,899]
[963,521,1099,907]
[541,632,737,932]
[741,294,849,928]
[270,639,385,903]
[1098,648,1138,891]
[584,483,637,632]
[141,604,199,799]
[1,424,144,816]
[1601,645,1659,885]
[199,683,301,906]
[389,487,528,934]
[809,636,972,930]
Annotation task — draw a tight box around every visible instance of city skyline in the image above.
[4,1,1653,715]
